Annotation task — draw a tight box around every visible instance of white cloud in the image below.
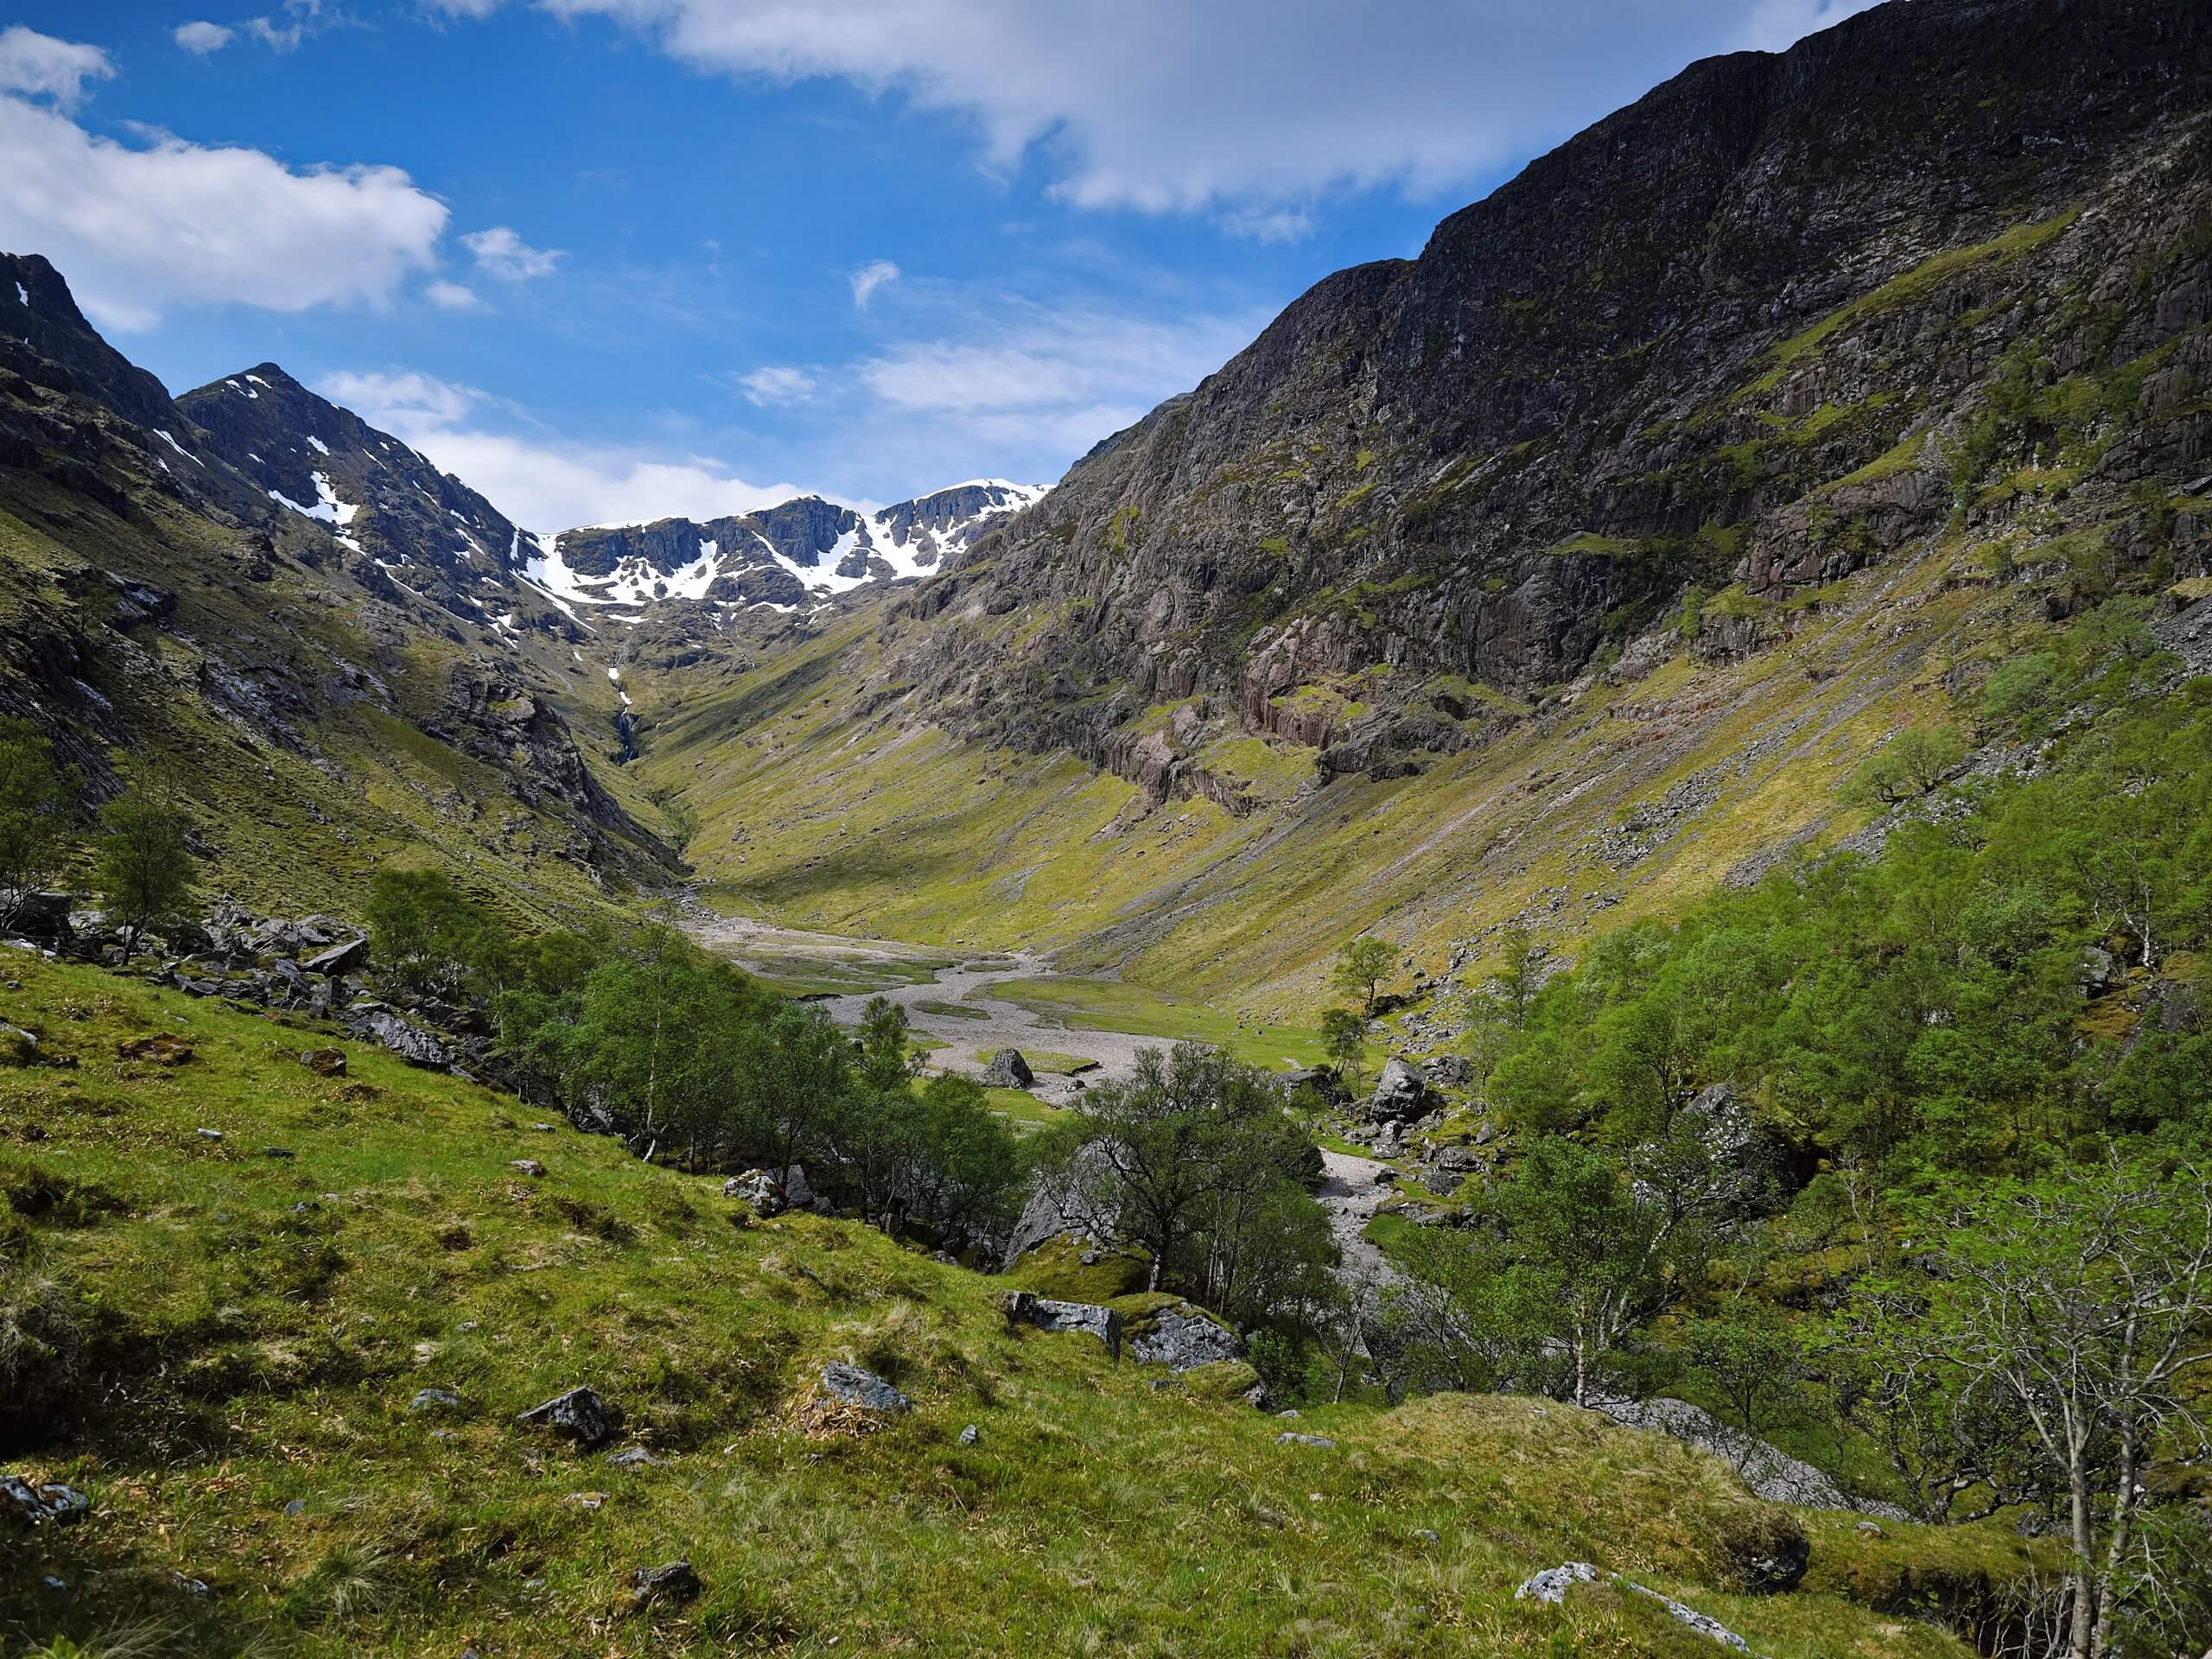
[857,301,1251,417]
[0,87,449,330]
[461,225,563,281]
[1738,0,1882,52]
[849,258,899,308]
[321,369,486,427]
[425,0,507,15]
[321,367,804,535]
[242,0,330,51]
[1216,205,1312,245]
[173,21,236,54]
[0,27,113,109]
[735,365,817,406]
[524,0,1867,219]
[426,278,480,309]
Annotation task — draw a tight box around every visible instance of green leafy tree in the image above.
[1039,1041,1332,1313]
[1685,1309,1808,1441]
[1331,936,1397,1015]
[365,868,517,995]
[1319,1007,1369,1088]
[0,718,70,929]
[1841,724,1969,807]
[903,1071,1025,1243]
[1392,1135,1721,1407]
[1840,1159,2212,1659]
[92,785,195,957]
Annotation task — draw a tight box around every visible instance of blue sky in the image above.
[0,0,1872,531]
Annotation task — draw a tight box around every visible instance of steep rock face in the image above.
[175,365,564,638]
[872,0,2212,788]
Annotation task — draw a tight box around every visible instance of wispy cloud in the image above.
[425,279,480,309]
[515,0,1871,232]
[1215,205,1313,244]
[734,365,817,406]
[849,258,899,308]
[172,21,236,56]
[1737,0,1882,52]
[461,225,564,281]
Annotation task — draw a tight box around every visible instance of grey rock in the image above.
[1,1477,88,1525]
[1002,1291,1122,1357]
[195,1128,223,1141]
[516,1386,617,1447]
[303,936,368,976]
[170,1572,211,1598]
[1618,1579,1758,1650]
[1369,1057,1428,1121]
[821,1362,911,1414]
[980,1048,1035,1088]
[1130,1306,1242,1371]
[409,1388,461,1414]
[604,1446,664,1469]
[1592,1395,1899,1517]
[724,1165,811,1216]
[346,1008,449,1069]
[957,1424,979,1446]
[627,1559,700,1609]
[282,1499,305,1517]
[1516,1562,1598,1604]
[1275,1432,1336,1448]
[508,1159,546,1179]
[6,891,73,944]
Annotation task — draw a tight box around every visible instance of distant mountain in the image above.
[0,250,667,909]
[534,480,1047,615]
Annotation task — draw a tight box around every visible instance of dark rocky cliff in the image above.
[875,0,2212,785]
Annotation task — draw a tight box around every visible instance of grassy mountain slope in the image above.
[629,0,2212,1014]
[0,254,671,925]
[638,487,2048,1014]
[0,955,2032,1656]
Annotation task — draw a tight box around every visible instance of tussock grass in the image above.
[0,958,2021,1656]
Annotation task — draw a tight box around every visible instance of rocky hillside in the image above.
[885,0,2209,760]
[0,253,667,918]
[631,0,2212,1008]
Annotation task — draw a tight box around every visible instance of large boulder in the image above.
[1369,1056,1429,1121]
[303,936,368,976]
[980,1049,1035,1088]
[1130,1306,1241,1371]
[4,892,73,944]
[345,1007,450,1070]
[1002,1292,1121,1357]
[723,1166,811,1216]
[1591,1395,1899,1520]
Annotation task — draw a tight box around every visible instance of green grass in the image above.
[970,1049,1094,1075]
[981,977,1329,1071]
[1761,209,2081,377]
[0,958,2022,1656]
[913,998,991,1021]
